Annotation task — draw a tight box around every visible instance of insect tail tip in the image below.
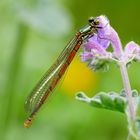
[24,118,32,128]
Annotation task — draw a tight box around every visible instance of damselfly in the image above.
[24,16,102,127]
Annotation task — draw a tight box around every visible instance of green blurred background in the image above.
[1,0,140,140]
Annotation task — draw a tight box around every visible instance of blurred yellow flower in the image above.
[61,55,98,95]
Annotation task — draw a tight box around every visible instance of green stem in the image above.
[127,132,137,140]
[2,23,28,138]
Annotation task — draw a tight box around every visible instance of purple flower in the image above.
[80,15,140,69]
[124,41,140,62]
[80,15,113,67]
[80,34,112,70]
[80,34,111,60]
[79,15,140,138]
[96,15,123,57]
[80,51,94,61]
[80,15,112,70]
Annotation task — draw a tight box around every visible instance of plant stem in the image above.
[2,23,28,139]
[119,62,135,120]
[127,132,136,140]
[108,26,135,121]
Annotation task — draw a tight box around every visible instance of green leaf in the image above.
[76,90,140,139]
[90,100,103,108]
[76,92,90,102]
[76,91,127,113]
[100,93,115,109]
[114,97,126,112]
[132,90,139,97]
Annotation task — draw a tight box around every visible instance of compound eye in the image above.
[88,17,100,27]
[88,17,94,24]
[94,19,100,25]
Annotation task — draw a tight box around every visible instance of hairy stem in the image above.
[119,62,135,120]
[108,25,135,121]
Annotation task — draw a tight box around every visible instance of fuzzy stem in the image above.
[119,62,135,120]
[108,26,135,121]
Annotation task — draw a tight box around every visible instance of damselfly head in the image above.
[89,15,109,29]
[88,17,100,27]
